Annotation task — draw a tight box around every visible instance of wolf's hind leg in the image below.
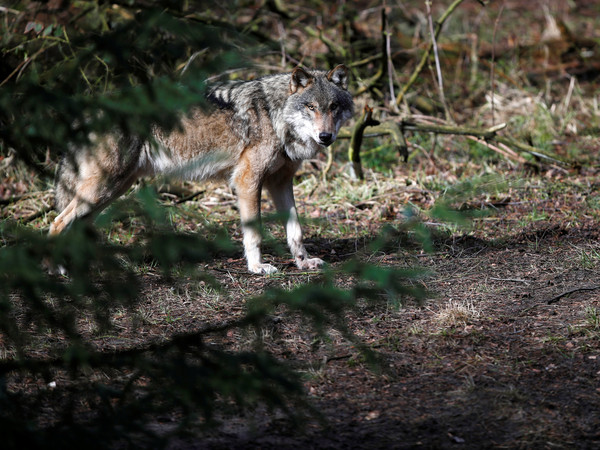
[49,161,140,236]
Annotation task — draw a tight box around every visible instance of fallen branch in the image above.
[340,105,411,180]
[337,115,568,176]
[547,285,600,305]
[399,118,508,139]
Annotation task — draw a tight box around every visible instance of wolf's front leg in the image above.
[265,170,324,271]
[234,167,278,275]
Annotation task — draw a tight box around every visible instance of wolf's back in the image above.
[207,73,290,111]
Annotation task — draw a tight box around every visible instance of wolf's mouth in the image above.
[318,140,334,147]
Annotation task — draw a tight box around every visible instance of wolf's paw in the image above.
[43,258,69,277]
[296,257,325,271]
[53,264,69,277]
[248,262,278,275]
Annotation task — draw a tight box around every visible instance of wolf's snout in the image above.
[318,132,333,146]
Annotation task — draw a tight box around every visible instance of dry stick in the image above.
[398,119,567,166]
[382,5,396,110]
[426,0,451,122]
[466,135,526,164]
[333,113,409,180]
[395,0,468,108]
[323,145,335,181]
[22,206,53,223]
[490,1,506,125]
[349,53,383,68]
[0,6,20,14]
[494,135,566,166]
[562,75,576,115]
[397,119,507,139]
[547,285,600,305]
[408,122,566,166]
[354,9,388,97]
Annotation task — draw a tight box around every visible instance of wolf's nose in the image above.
[319,132,333,145]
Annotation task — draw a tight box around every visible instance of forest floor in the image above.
[5,160,600,448]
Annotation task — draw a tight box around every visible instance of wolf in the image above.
[49,65,354,274]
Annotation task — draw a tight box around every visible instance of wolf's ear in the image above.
[290,67,312,94]
[327,64,349,90]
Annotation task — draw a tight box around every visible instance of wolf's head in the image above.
[285,65,354,148]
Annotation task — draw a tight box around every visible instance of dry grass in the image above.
[433,298,481,328]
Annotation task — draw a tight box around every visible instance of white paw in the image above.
[248,262,278,275]
[43,258,68,277]
[55,264,69,277]
[296,257,325,271]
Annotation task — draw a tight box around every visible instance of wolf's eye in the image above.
[305,103,315,111]
[331,103,338,111]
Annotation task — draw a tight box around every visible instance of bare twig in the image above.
[322,145,334,181]
[425,0,451,122]
[0,194,26,206]
[562,75,576,115]
[22,206,53,223]
[175,190,206,204]
[466,135,527,165]
[382,4,396,109]
[354,8,388,97]
[349,53,383,68]
[0,6,20,14]
[0,45,52,87]
[490,1,505,125]
[354,69,384,97]
[304,26,347,59]
[395,0,470,107]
